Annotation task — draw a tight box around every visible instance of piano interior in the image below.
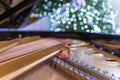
[0,35,120,80]
[0,0,120,80]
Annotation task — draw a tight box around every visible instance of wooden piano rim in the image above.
[0,39,18,48]
[0,42,19,53]
[0,36,41,53]
[0,50,60,80]
[0,43,64,80]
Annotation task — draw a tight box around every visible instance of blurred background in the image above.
[0,0,120,35]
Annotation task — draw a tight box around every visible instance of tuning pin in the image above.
[106,73,114,80]
[103,71,110,77]
[100,71,105,75]
[84,64,89,67]
[73,58,78,62]
[103,70,106,75]
[18,34,22,39]
[96,68,100,73]
[106,71,108,74]
[81,62,86,66]
[77,60,81,64]
[78,62,84,67]
[91,66,96,70]
[72,58,75,62]
[90,66,95,70]
[89,65,92,69]
[111,73,114,77]
[67,44,71,56]
[98,69,103,74]
[102,70,111,78]
[88,65,92,69]
[91,66,95,69]
[76,59,80,63]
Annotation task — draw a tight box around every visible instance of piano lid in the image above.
[0,0,38,28]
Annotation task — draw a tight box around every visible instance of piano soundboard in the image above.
[0,36,120,80]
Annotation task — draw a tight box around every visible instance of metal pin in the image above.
[112,73,114,77]
[73,58,77,62]
[78,60,81,64]
[67,45,71,56]
[103,71,106,74]
[85,64,89,67]
[97,68,100,72]
[91,66,95,69]
[18,34,22,39]
[106,71,108,74]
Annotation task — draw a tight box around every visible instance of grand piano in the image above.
[0,0,120,80]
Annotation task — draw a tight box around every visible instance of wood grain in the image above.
[18,36,41,44]
[1,38,120,80]
[0,38,62,62]
[0,36,41,54]
[0,42,19,53]
[0,38,66,80]
[0,39,18,49]
[0,50,63,80]
[14,62,67,80]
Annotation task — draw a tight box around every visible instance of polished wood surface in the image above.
[0,39,19,53]
[14,62,67,80]
[13,39,120,80]
[0,36,41,53]
[103,43,120,49]
[0,50,61,80]
[0,41,7,44]
[1,37,120,80]
[0,38,65,80]
[18,36,41,44]
[0,42,19,53]
[0,38,62,62]
[0,39,18,49]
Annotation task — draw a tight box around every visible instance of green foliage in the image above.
[32,0,115,33]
